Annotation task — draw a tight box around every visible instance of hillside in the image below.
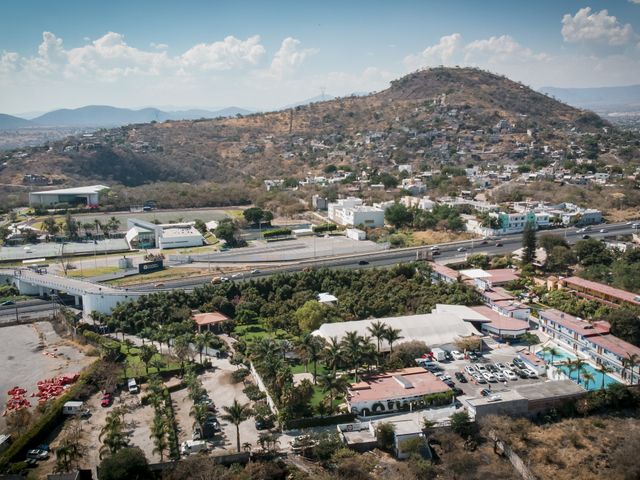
[0,67,621,207]
[0,113,33,130]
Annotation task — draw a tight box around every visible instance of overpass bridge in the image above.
[0,268,148,315]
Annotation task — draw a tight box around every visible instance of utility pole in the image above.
[289,109,293,134]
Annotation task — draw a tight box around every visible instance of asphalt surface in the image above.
[131,221,638,292]
[0,296,79,324]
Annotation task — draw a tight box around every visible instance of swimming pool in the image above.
[536,348,620,391]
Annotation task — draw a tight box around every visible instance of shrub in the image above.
[375,422,396,451]
[231,367,250,383]
[312,223,338,233]
[262,228,292,238]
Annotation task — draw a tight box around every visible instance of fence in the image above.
[249,361,278,415]
[488,430,538,480]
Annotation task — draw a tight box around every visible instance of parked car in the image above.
[482,372,496,382]
[26,449,49,461]
[452,387,464,396]
[480,389,492,397]
[494,371,506,382]
[467,351,479,361]
[101,393,112,407]
[443,350,453,361]
[255,417,275,430]
[454,372,467,383]
[525,369,539,379]
[443,379,455,388]
[475,364,488,372]
[495,363,508,371]
[514,367,529,379]
[513,358,526,369]
[451,350,465,360]
[473,374,487,384]
[486,364,498,373]
[464,365,476,375]
[502,370,518,381]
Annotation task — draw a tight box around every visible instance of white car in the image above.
[599,228,608,233]
[473,374,486,384]
[451,350,465,360]
[495,362,508,371]
[464,365,476,375]
[525,369,538,378]
[502,369,518,381]
[494,371,506,382]
[475,364,487,372]
[483,372,496,382]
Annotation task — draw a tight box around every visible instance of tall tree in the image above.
[139,344,157,375]
[220,399,252,453]
[367,320,388,356]
[522,220,537,265]
[383,327,403,354]
[322,336,342,376]
[150,414,167,462]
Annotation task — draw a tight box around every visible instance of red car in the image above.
[101,393,112,407]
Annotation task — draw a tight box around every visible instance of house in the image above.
[429,263,460,284]
[538,309,640,383]
[346,367,452,416]
[459,268,520,290]
[29,185,109,208]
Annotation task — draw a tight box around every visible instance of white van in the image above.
[127,378,139,394]
[180,440,209,456]
[62,401,89,417]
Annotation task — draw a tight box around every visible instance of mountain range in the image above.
[540,84,640,113]
[0,105,253,130]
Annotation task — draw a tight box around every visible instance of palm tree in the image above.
[190,402,209,432]
[572,359,586,385]
[624,353,639,385]
[150,414,167,462]
[220,399,252,453]
[561,359,578,382]
[55,438,81,473]
[542,346,560,366]
[382,327,403,354]
[98,412,128,459]
[194,334,207,364]
[319,373,350,413]
[341,331,367,382]
[297,334,325,384]
[323,336,342,376]
[367,321,388,356]
[139,344,157,375]
[596,363,612,390]
[582,371,595,391]
[94,219,103,236]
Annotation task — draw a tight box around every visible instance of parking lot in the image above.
[423,344,548,399]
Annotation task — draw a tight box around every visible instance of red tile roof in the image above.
[481,289,515,302]
[470,306,529,332]
[430,262,459,280]
[539,309,610,337]
[588,334,640,360]
[348,367,450,403]
[485,269,520,285]
[562,277,640,306]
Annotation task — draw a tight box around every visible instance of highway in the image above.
[129,221,638,292]
[0,296,79,325]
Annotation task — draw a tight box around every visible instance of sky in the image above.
[1,0,639,114]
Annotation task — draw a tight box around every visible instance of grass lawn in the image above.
[121,344,181,378]
[68,266,120,278]
[107,266,213,286]
[234,324,290,341]
[291,362,327,376]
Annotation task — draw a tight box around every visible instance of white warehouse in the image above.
[327,197,385,228]
[29,185,110,208]
[125,218,205,250]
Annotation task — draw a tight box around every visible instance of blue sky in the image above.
[1,0,639,113]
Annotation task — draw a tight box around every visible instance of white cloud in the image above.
[180,35,266,71]
[629,0,640,4]
[403,33,462,69]
[464,35,549,64]
[268,37,317,77]
[561,7,635,46]
[150,42,168,50]
[0,51,19,75]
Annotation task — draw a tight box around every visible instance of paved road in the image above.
[129,222,638,292]
[0,297,80,325]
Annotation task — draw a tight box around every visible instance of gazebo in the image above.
[192,311,231,333]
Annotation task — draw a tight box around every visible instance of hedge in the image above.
[262,228,292,238]
[312,223,338,233]
[284,412,355,430]
[0,360,100,472]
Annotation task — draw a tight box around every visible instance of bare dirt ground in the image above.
[410,230,478,245]
[0,322,93,432]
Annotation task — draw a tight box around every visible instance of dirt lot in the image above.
[173,357,260,454]
[0,322,93,432]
